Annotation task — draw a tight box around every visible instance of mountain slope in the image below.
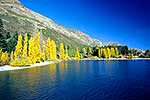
[0,0,103,48]
[104,42,121,46]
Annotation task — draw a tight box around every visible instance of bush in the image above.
[10,58,30,67]
[0,61,3,66]
[90,56,99,60]
[0,52,9,65]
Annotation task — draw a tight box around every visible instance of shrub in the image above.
[10,58,30,67]
[0,52,9,65]
[0,61,3,66]
[91,56,99,60]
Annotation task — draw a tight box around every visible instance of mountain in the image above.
[0,0,103,48]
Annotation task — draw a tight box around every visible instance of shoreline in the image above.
[0,61,55,72]
[0,58,149,72]
[81,58,150,61]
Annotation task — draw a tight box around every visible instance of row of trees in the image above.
[80,47,119,59]
[0,30,150,66]
[0,31,83,66]
[0,30,142,66]
[0,19,150,66]
[10,32,70,66]
[98,47,119,58]
[0,29,149,66]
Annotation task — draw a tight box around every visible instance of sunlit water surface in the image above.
[0,60,150,100]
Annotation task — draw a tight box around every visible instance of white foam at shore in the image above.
[0,61,55,72]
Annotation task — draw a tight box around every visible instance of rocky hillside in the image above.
[104,42,121,46]
[0,0,103,48]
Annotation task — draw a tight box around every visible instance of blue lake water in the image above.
[0,60,150,100]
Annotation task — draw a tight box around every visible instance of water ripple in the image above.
[0,60,150,100]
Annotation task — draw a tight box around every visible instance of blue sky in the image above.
[20,0,150,50]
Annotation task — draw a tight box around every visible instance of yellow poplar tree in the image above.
[115,47,119,58]
[101,48,103,55]
[28,37,36,64]
[51,40,57,60]
[98,48,101,57]
[59,43,65,60]
[75,48,80,60]
[14,34,23,59]
[40,40,46,61]
[42,40,46,56]
[107,47,111,58]
[10,51,14,61]
[103,48,109,58]
[40,52,45,61]
[1,52,9,64]
[42,41,46,51]
[110,47,116,57]
[22,33,28,58]
[34,32,41,62]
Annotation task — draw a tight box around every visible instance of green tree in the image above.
[82,48,87,56]
[145,50,150,58]
[118,46,128,55]
[65,46,69,60]
[87,47,93,56]
[7,33,18,53]
[0,19,7,51]
[46,37,51,60]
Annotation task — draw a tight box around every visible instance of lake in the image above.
[0,60,150,100]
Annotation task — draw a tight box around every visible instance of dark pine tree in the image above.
[0,19,7,51]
